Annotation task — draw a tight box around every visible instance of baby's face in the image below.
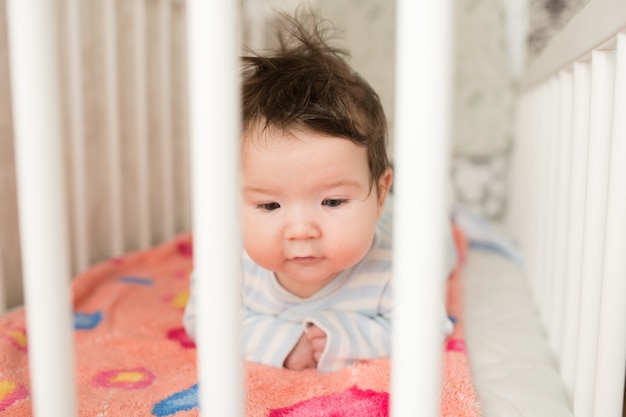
[240,127,390,298]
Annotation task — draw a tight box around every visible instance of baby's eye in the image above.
[322,199,346,208]
[257,202,281,211]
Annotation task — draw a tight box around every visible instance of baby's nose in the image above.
[284,210,321,240]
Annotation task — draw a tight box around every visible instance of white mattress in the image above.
[462,249,574,417]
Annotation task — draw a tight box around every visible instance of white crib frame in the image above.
[507,0,626,416]
[5,0,451,416]
[4,0,626,416]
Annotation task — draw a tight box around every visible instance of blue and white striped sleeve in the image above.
[241,308,304,367]
[305,310,391,373]
[304,281,392,373]
[186,269,305,368]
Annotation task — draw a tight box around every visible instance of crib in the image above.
[0,0,625,416]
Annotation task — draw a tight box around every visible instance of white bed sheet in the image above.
[462,249,574,417]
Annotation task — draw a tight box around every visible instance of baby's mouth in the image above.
[290,256,319,264]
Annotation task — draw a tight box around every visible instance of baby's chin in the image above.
[274,269,343,297]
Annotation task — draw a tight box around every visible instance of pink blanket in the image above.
[0,231,480,416]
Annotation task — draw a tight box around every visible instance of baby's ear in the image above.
[377,167,393,209]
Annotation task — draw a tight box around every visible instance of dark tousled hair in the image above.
[241,10,390,190]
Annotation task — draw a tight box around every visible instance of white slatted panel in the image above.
[5,0,77,415]
[186,0,244,415]
[573,49,616,417]
[2,0,190,307]
[560,60,591,401]
[392,1,452,416]
[103,0,124,257]
[593,32,626,417]
[514,3,626,413]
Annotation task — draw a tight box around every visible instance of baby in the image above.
[183,12,454,372]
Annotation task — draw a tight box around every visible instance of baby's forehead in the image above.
[243,121,307,144]
[241,122,357,151]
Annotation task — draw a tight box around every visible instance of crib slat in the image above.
[527,86,545,302]
[170,2,191,234]
[549,69,573,359]
[560,60,591,400]
[158,0,175,240]
[134,0,151,249]
[544,76,561,332]
[507,93,526,248]
[523,87,537,297]
[392,2,452,416]
[186,1,244,415]
[0,247,5,313]
[66,0,90,273]
[593,33,626,417]
[103,0,124,257]
[530,82,547,309]
[538,78,559,325]
[5,0,78,415]
[573,49,616,417]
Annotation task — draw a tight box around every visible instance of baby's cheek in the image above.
[242,222,278,267]
[330,234,373,269]
[244,241,280,271]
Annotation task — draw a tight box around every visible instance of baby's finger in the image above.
[305,323,326,340]
[311,337,326,352]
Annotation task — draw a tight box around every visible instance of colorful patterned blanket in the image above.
[0,232,480,416]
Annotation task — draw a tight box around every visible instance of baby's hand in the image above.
[305,324,327,363]
[284,333,316,370]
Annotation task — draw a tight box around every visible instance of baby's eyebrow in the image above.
[241,185,272,194]
[323,180,364,189]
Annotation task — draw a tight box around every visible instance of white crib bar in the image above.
[159,0,176,240]
[66,0,90,273]
[179,8,192,235]
[551,70,573,359]
[527,83,543,310]
[5,0,78,415]
[0,251,5,313]
[392,1,451,416]
[103,0,124,258]
[134,0,152,250]
[542,77,560,330]
[574,48,616,417]
[525,86,543,304]
[186,1,244,415]
[593,32,626,417]
[561,60,591,400]
[538,80,556,324]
